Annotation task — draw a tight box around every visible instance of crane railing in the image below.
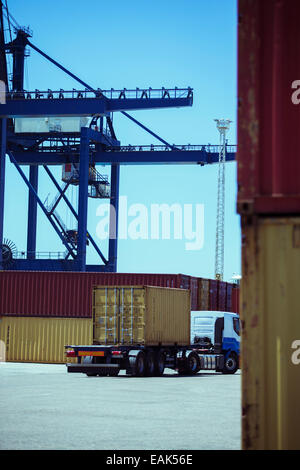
[6,87,193,101]
[107,144,237,153]
[15,251,67,259]
[30,140,237,154]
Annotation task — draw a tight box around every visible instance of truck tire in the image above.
[154,350,165,376]
[178,351,200,375]
[129,351,146,377]
[223,354,238,374]
[83,356,98,377]
[145,351,155,376]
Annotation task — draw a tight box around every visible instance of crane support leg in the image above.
[108,163,120,272]
[0,118,6,268]
[27,166,38,259]
[77,127,89,271]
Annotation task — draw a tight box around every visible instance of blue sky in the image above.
[3,0,240,281]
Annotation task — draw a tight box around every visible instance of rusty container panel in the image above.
[93,286,190,346]
[0,271,193,318]
[226,283,233,312]
[231,287,240,314]
[237,0,300,215]
[198,279,210,310]
[241,217,300,450]
[218,281,227,311]
[189,277,199,311]
[0,316,92,363]
[209,280,218,311]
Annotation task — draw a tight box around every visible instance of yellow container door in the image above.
[93,286,146,345]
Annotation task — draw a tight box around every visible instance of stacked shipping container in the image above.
[0,271,239,363]
[0,271,239,317]
[238,0,300,449]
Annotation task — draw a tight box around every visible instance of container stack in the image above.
[0,271,239,363]
[238,0,300,449]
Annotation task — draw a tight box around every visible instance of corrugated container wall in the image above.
[197,279,210,310]
[237,0,300,215]
[93,286,191,346]
[226,283,233,312]
[0,316,93,363]
[218,281,227,311]
[231,287,240,314]
[0,271,198,318]
[241,217,300,450]
[209,280,218,311]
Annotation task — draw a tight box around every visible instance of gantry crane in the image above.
[0,2,236,272]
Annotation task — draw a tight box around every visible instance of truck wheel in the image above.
[108,368,120,377]
[145,351,155,376]
[129,351,146,377]
[223,354,238,374]
[154,351,165,376]
[178,351,200,375]
[187,351,201,374]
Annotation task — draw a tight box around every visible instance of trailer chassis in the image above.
[65,344,228,377]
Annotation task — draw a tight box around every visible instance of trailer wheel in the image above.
[223,354,238,374]
[83,356,98,377]
[129,351,146,377]
[154,351,165,376]
[145,351,155,376]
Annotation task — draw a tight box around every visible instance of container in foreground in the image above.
[241,216,300,450]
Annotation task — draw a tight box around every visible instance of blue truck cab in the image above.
[190,311,240,374]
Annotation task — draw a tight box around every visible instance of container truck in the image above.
[66,286,240,377]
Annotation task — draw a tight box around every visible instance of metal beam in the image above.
[77,127,89,271]
[0,118,6,268]
[10,149,236,166]
[108,164,120,271]
[26,165,38,258]
[0,96,192,118]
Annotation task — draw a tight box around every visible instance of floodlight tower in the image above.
[214,118,232,281]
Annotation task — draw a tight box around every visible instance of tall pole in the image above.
[214,118,231,281]
[0,2,7,268]
[0,118,6,269]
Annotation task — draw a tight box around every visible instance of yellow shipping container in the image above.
[0,316,92,364]
[241,217,300,450]
[198,279,210,310]
[93,286,190,346]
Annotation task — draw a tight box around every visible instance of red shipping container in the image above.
[189,277,198,311]
[218,281,227,311]
[226,283,234,312]
[0,271,198,318]
[231,287,240,315]
[237,0,300,215]
[209,280,218,311]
